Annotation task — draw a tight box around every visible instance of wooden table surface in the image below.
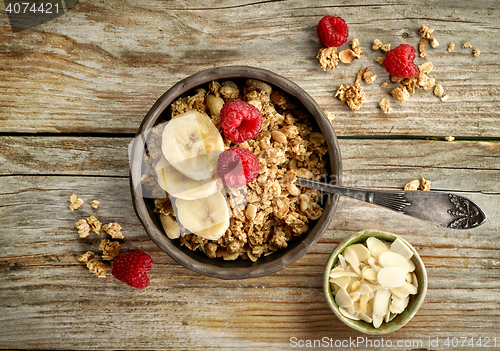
[1,1,499,350]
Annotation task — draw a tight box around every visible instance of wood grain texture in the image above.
[0,0,499,136]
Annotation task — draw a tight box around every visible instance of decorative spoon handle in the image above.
[295,177,486,229]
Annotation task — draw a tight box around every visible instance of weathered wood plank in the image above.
[0,0,499,136]
[0,175,498,349]
[1,136,498,192]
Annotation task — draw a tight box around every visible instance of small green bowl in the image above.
[323,230,428,334]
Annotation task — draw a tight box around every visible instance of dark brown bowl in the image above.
[129,66,342,279]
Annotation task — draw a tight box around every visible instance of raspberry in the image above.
[220,100,262,144]
[217,147,259,188]
[384,44,419,78]
[317,16,349,47]
[111,251,153,289]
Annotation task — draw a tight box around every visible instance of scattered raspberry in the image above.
[217,147,259,188]
[111,251,153,289]
[384,44,419,78]
[220,100,262,144]
[317,16,349,48]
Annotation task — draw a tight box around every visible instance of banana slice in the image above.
[162,110,224,180]
[174,191,230,241]
[155,156,221,200]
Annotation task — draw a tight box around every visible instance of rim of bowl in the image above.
[130,65,343,280]
[323,230,428,334]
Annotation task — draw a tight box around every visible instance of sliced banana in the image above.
[162,110,224,180]
[155,156,220,200]
[174,191,230,241]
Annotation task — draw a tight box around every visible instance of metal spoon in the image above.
[296,177,486,229]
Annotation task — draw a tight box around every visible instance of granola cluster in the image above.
[69,194,123,278]
[144,79,329,261]
[404,178,431,191]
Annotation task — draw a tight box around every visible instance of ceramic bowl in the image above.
[129,66,342,280]
[323,229,428,334]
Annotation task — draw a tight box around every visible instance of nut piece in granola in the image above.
[78,251,94,263]
[91,200,99,209]
[87,216,102,235]
[391,86,410,103]
[363,70,377,84]
[69,193,83,211]
[103,222,124,239]
[317,47,339,71]
[76,219,91,238]
[473,48,481,57]
[372,39,382,50]
[159,214,180,239]
[420,178,431,191]
[434,84,444,98]
[99,239,121,260]
[339,49,360,63]
[418,62,434,74]
[379,98,391,114]
[350,38,363,55]
[86,259,111,278]
[448,43,455,52]
[404,180,420,191]
[419,24,434,39]
[418,40,429,58]
[429,36,439,48]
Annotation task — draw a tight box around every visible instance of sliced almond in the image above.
[335,288,354,308]
[366,236,390,258]
[378,251,410,271]
[390,237,414,260]
[339,49,360,63]
[377,267,408,288]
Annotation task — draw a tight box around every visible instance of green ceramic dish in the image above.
[323,230,428,334]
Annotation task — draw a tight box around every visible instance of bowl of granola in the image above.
[129,66,342,279]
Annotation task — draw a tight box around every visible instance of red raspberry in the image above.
[217,147,259,188]
[111,251,153,289]
[317,16,349,47]
[220,100,262,144]
[384,44,419,78]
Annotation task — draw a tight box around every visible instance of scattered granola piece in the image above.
[402,77,418,94]
[339,49,360,63]
[99,239,121,260]
[379,98,391,114]
[391,86,410,103]
[355,67,369,84]
[380,43,391,52]
[419,24,434,39]
[103,222,124,239]
[448,43,455,52]
[86,259,111,278]
[390,76,404,84]
[91,200,99,209]
[473,48,481,57]
[87,216,102,235]
[335,83,365,111]
[381,81,389,88]
[78,251,94,263]
[420,178,431,191]
[404,180,420,191]
[418,61,434,74]
[350,38,363,55]
[69,193,83,211]
[441,94,451,102]
[445,136,455,142]
[434,84,444,98]
[372,39,382,50]
[376,56,385,65]
[363,70,377,84]
[417,72,436,90]
[324,110,335,123]
[76,219,91,238]
[418,40,429,58]
[462,42,472,48]
[429,36,439,48]
[317,47,339,71]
